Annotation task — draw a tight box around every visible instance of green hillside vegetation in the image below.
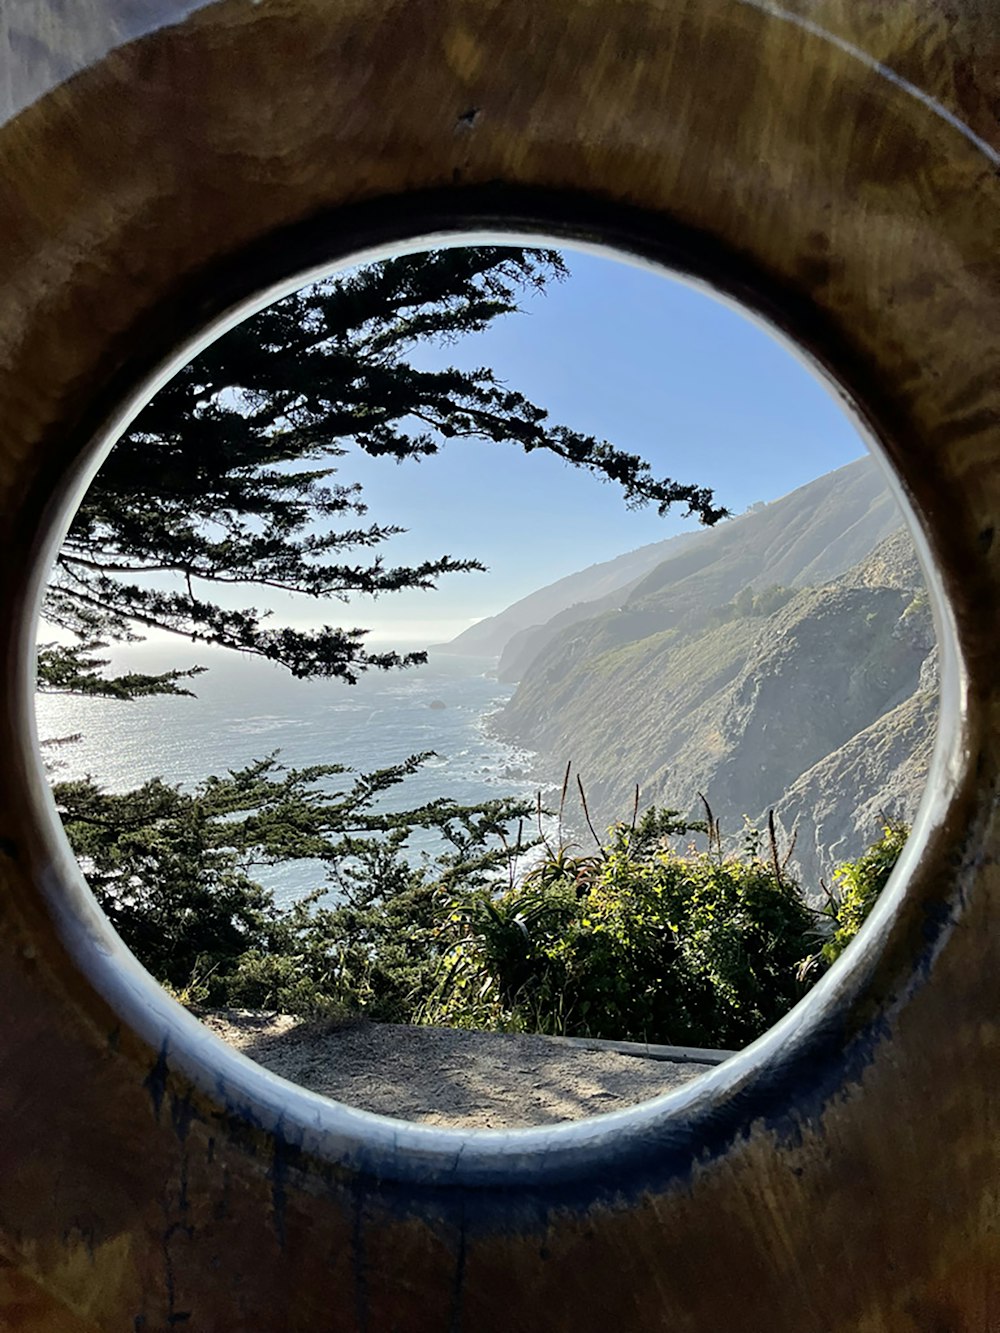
[435,530,706,661]
[495,524,934,891]
[424,814,908,1048]
[55,753,536,1019]
[57,755,906,1048]
[449,455,900,682]
[491,455,900,683]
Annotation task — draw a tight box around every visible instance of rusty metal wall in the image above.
[0,1,998,1327]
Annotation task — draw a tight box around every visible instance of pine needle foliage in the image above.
[41,247,725,697]
[55,753,535,1018]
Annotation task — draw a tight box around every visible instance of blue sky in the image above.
[316,242,866,643]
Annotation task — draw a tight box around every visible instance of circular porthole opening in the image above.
[34,236,942,1130]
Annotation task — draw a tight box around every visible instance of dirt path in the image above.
[199,1011,715,1129]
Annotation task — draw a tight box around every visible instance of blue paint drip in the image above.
[267,1116,299,1250]
[143,1040,170,1121]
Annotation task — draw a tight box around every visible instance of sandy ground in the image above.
[198,1011,715,1129]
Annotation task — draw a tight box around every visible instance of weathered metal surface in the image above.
[1,0,999,1327]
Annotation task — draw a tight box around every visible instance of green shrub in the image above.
[821,820,908,964]
[425,813,820,1048]
[56,755,532,1022]
[64,751,909,1048]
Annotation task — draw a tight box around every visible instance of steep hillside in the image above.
[432,529,705,658]
[627,453,899,610]
[770,688,937,888]
[497,586,634,682]
[494,526,935,893]
[496,454,901,684]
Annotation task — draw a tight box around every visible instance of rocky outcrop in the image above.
[769,689,937,892]
[495,519,936,894]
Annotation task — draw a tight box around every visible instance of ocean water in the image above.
[35,649,550,907]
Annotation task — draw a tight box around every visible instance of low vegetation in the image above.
[55,758,907,1049]
[422,807,906,1047]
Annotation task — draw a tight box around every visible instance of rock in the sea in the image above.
[428,699,447,710]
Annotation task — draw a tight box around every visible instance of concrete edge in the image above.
[539,1033,736,1066]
